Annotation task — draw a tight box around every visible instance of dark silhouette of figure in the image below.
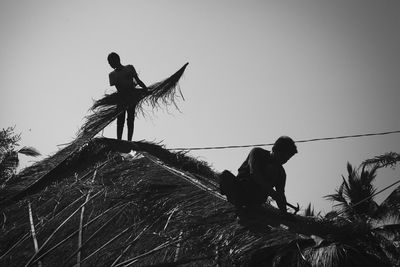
[220,136,297,213]
[107,52,148,141]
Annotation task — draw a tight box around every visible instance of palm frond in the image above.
[304,203,315,217]
[0,127,20,150]
[143,63,188,109]
[341,174,351,200]
[0,151,19,170]
[83,63,188,137]
[325,179,350,215]
[360,164,378,186]
[324,192,347,207]
[18,146,41,157]
[363,152,400,169]
[304,243,384,267]
[375,184,400,222]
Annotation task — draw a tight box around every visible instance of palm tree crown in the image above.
[325,162,379,219]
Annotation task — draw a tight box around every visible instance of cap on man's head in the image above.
[272,136,297,155]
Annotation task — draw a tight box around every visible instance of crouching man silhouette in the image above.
[220,136,298,213]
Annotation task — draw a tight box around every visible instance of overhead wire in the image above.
[169,130,400,151]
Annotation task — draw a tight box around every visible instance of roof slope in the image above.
[0,138,398,266]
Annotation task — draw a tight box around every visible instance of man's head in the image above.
[272,136,297,164]
[107,52,121,69]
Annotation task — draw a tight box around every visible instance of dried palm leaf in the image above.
[18,147,41,157]
[80,63,188,139]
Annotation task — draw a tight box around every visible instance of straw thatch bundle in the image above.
[79,63,189,141]
[1,138,398,266]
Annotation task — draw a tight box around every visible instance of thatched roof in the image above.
[1,138,398,266]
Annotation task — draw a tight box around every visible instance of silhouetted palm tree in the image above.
[362,152,400,227]
[325,163,379,219]
[0,127,40,185]
[324,158,400,265]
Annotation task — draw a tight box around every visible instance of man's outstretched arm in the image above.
[252,172,287,212]
[131,66,148,90]
[275,187,287,213]
[135,74,148,90]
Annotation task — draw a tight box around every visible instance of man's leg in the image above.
[219,170,238,205]
[127,106,135,141]
[117,106,126,140]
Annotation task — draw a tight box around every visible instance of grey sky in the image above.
[1,0,400,213]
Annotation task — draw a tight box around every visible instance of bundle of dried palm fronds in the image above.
[79,63,188,140]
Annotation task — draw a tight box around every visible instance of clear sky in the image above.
[1,0,400,214]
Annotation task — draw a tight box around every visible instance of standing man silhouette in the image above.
[107,52,149,141]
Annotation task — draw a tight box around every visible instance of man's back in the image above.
[238,147,271,177]
[238,148,285,185]
[236,147,286,207]
[109,65,138,93]
[220,137,297,211]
